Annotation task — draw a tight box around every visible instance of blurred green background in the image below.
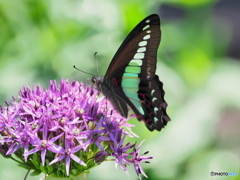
[0,0,240,179]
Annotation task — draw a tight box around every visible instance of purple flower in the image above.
[130,140,153,179]
[110,130,134,175]
[0,79,152,179]
[23,125,64,166]
[49,139,86,176]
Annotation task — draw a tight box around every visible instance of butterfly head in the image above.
[91,76,103,89]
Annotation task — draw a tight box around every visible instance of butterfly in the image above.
[92,14,170,131]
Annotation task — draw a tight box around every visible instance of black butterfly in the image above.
[92,14,170,131]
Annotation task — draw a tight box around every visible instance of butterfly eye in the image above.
[91,77,96,84]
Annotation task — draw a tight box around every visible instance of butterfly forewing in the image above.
[105,15,160,78]
[95,14,170,131]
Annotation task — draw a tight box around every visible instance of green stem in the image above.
[42,173,88,180]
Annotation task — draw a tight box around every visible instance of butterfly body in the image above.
[92,75,129,117]
[92,14,170,131]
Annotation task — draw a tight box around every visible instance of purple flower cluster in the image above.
[0,79,152,179]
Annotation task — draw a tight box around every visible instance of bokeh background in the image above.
[0,0,240,179]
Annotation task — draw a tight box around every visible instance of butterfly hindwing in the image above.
[136,75,170,131]
[93,14,170,131]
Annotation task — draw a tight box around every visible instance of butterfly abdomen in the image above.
[98,78,129,118]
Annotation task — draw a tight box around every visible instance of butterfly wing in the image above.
[105,14,160,78]
[102,14,170,131]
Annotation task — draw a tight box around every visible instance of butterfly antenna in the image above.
[73,65,95,77]
[94,52,99,76]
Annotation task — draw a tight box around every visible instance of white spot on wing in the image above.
[143,34,150,40]
[137,47,146,52]
[133,52,144,59]
[138,41,147,46]
[130,59,142,66]
[151,89,156,96]
[143,25,150,30]
[152,97,157,102]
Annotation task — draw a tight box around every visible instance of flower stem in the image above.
[43,173,87,180]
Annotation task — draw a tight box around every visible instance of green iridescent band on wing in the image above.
[122,74,144,114]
